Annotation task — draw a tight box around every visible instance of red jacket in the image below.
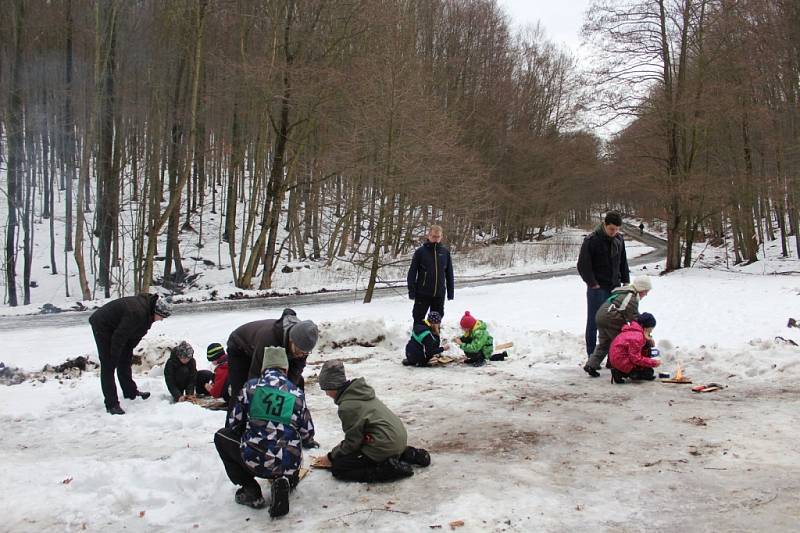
[609,322,659,374]
[209,359,229,398]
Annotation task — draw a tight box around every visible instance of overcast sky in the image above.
[497,0,593,55]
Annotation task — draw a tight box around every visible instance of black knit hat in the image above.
[207,342,226,362]
[637,312,656,329]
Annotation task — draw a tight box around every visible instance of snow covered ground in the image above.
[2,263,800,532]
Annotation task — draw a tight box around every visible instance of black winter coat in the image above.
[407,241,454,299]
[164,352,198,400]
[577,225,630,290]
[228,309,306,386]
[88,294,158,360]
[404,322,445,365]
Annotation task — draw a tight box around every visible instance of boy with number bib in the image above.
[214,347,315,518]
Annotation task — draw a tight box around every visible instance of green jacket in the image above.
[460,320,493,359]
[329,377,408,462]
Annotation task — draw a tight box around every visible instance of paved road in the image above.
[0,225,666,330]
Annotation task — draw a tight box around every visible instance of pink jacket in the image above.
[609,322,659,374]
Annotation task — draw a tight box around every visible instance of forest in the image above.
[1,0,798,306]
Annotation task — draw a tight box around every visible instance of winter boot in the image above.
[583,364,600,378]
[137,391,151,400]
[610,368,626,384]
[371,457,414,482]
[401,359,414,366]
[490,351,508,361]
[269,477,291,518]
[469,357,485,367]
[400,446,431,467]
[106,405,125,415]
[235,486,266,509]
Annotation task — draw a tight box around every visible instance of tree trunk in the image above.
[5,0,25,306]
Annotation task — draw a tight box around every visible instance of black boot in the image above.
[137,391,151,400]
[583,364,600,378]
[269,477,290,518]
[610,368,626,384]
[490,351,507,361]
[372,457,414,482]
[401,359,414,366]
[106,405,125,415]
[235,485,266,509]
[400,446,431,467]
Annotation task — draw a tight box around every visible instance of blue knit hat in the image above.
[427,311,443,324]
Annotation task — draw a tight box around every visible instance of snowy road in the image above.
[0,226,665,331]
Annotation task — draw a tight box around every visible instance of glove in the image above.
[302,439,320,449]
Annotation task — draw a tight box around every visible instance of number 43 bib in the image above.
[250,387,296,425]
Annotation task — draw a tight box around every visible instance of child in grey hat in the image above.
[316,360,430,482]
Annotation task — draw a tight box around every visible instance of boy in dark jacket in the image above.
[403,311,450,367]
[214,347,315,518]
[164,341,198,402]
[315,360,430,482]
[89,293,171,414]
[407,225,455,324]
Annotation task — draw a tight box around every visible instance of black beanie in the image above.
[207,342,226,362]
[637,312,656,329]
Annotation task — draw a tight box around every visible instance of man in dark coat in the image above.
[89,294,171,414]
[407,225,455,324]
[576,212,630,368]
[225,308,319,406]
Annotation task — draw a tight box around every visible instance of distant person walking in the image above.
[639,222,645,236]
[89,294,171,415]
[407,224,454,324]
[577,212,630,363]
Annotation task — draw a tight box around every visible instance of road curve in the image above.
[0,226,666,330]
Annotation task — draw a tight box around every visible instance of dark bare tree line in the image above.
[0,0,592,306]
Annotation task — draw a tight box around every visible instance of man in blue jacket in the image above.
[407,225,455,324]
[577,212,630,377]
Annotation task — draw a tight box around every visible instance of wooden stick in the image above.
[495,342,513,350]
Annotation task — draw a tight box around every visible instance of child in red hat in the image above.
[455,311,497,367]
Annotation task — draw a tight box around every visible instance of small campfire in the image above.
[662,360,692,384]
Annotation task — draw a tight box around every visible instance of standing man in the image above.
[577,212,630,375]
[225,308,319,406]
[407,224,454,324]
[89,293,171,415]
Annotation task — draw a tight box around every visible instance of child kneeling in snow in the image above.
[455,311,507,367]
[164,341,199,402]
[196,342,230,401]
[608,313,661,384]
[403,311,450,367]
[314,360,430,482]
[214,347,315,518]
